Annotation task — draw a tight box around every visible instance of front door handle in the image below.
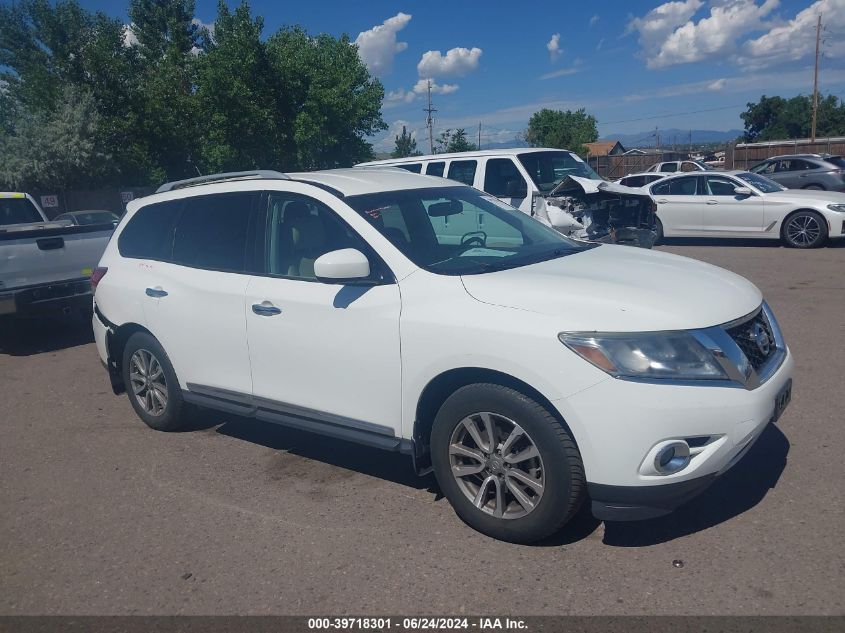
[657,199,668,204]
[252,302,281,316]
[706,200,718,205]
[145,287,168,298]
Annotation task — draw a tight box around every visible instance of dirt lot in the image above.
[1,240,843,615]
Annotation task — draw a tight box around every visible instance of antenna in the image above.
[423,79,437,154]
[811,14,822,141]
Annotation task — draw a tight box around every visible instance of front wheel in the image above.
[431,383,584,543]
[782,210,828,248]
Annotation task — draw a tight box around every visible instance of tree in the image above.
[0,85,113,190]
[434,128,477,153]
[524,108,598,155]
[391,125,420,158]
[741,93,845,142]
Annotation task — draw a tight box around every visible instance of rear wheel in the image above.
[802,184,825,190]
[654,217,664,245]
[431,383,584,543]
[122,332,187,431]
[782,210,828,248]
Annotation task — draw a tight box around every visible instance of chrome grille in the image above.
[725,310,776,371]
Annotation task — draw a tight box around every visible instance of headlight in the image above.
[558,331,728,381]
[827,203,845,212]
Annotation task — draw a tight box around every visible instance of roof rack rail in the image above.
[156,170,290,193]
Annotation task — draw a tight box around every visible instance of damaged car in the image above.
[356,148,659,248]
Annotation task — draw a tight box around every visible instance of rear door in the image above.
[651,175,704,235]
[143,191,258,395]
[701,175,765,236]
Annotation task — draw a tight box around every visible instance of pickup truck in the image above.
[1,192,114,318]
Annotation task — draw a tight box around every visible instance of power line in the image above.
[599,103,746,126]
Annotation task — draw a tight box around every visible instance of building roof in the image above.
[584,141,624,156]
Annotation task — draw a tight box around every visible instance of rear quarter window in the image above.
[118,200,181,260]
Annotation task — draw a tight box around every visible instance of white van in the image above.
[357,148,658,248]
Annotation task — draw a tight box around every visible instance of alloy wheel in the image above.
[448,412,545,519]
[786,214,821,246]
[129,349,168,416]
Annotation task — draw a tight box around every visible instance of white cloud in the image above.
[738,0,845,69]
[589,15,600,27]
[191,17,215,35]
[384,79,460,107]
[355,13,412,77]
[417,46,482,78]
[540,58,583,80]
[708,78,727,90]
[546,33,562,61]
[628,1,785,69]
[596,37,605,51]
[122,24,138,47]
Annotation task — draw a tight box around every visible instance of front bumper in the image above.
[0,278,91,317]
[553,348,794,522]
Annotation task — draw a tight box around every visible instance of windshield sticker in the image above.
[459,248,514,258]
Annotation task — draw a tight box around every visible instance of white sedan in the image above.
[648,170,845,248]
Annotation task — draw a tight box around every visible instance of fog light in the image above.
[654,441,691,474]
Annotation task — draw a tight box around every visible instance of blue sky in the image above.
[85,0,845,151]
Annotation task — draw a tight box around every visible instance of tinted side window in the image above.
[623,176,645,187]
[426,162,445,177]
[668,176,699,195]
[172,192,257,273]
[484,159,528,197]
[118,200,180,260]
[659,163,678,172]
[706,176,739,196]
[397,163,422,173]
[447,160,477,186]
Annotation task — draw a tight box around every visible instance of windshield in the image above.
[0,196,43,226]
[735,172,786,193]
[345,186,593,275]
[517,151,602,193]
[74,211,119,225]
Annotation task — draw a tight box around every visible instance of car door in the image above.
[483,158,530,212]
[244,186,403,437]
[143,190,259,395]
[651,175,704,235]
[701,175,765,236]
[774,159,803,188]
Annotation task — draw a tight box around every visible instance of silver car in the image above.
[750,154,845,191]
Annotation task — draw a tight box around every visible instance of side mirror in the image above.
[733,186,753,196]
[313,248,371,283]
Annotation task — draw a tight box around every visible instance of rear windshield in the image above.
[73,211,118,225]
[0,196,43,226]
[826,156,845,169]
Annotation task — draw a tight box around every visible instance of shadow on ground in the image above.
[660,237,844,248]
[184,406,789,548]
[0,312,94,356]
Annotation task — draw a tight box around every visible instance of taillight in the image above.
[91,267,108,292]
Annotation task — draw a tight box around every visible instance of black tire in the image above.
[781,210,828,248]
[430,383,584,544]
[802,184,825,190]
[654,216,664,245]
[122,331,187,431]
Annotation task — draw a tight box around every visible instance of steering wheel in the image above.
[460,231,487,247]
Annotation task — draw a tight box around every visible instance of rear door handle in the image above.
[657,199,668,204]
[252,302,281,316]
[145,287,168,298]
[706,200,718,205]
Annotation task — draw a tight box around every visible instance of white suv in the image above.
[92,169,794,543]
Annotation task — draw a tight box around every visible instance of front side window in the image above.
[517,151,601,193]
[0,196,43,225]
[426,162,445,177]
[266,192,378,281]
[172,192,257,273]
[118,200,181,260]
[484,158,528,197]
[345,186,591,276]
[447,160,477,186]
[751,161,775,174]
[652,175,698,195]
[705,176,741,196]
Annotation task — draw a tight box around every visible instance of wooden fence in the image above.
[728,137,845,170]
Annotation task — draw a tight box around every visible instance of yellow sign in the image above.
[82,268,93,277]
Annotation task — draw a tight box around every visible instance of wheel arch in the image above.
[105,321,155,394]
[780,207,830,239]
[412,367,579,473]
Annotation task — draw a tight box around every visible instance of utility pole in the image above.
[655,126,660,151]
[811,14,822,142]
[478,122,482,150]
[424,79,437,154]
[688,130,692,156]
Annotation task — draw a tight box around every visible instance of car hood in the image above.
[460,245,762,332]
[762,189,845,204]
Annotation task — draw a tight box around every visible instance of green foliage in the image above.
[0,85,113,190]
[435,128,478,154]
[391,126,420,158]
[0,0,386,189]
[524,108,598,155]
[741,94,845,142]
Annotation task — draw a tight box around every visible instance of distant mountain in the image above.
[601,129,743,148]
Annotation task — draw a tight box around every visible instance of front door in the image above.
[245,188,403,437]
[701,175,764,236]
